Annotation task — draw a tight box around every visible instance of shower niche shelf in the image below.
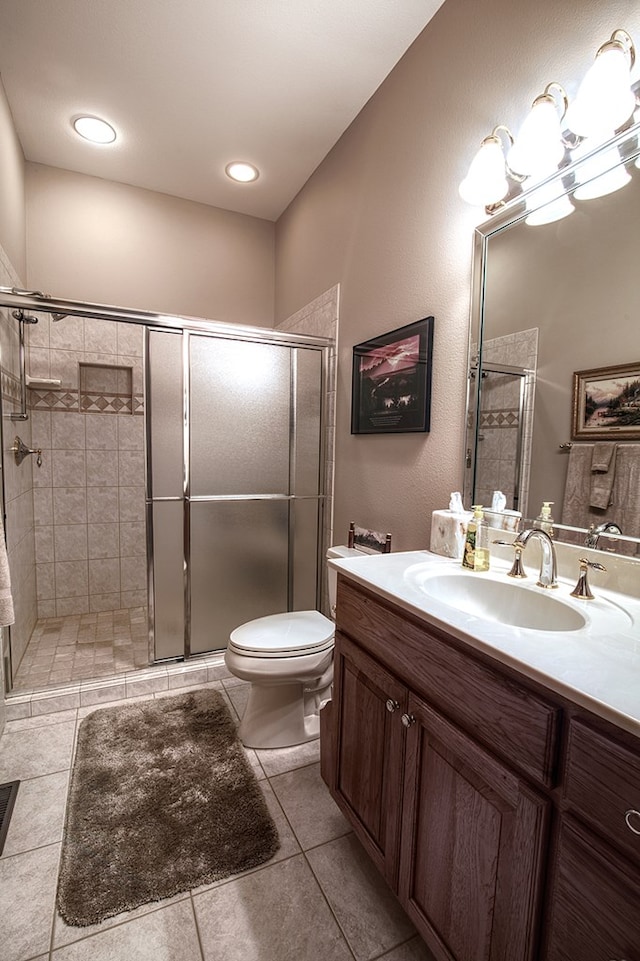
[79,363,133,414]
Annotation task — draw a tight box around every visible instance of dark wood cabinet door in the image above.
[543,816,640,961]
[329,631,407,886]
[398,694,549,961]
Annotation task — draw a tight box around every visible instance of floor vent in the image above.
[0,780,19,856]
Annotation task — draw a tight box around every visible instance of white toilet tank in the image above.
[326,545,361,614]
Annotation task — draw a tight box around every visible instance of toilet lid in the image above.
[229,610,335,657]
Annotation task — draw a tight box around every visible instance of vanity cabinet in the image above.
[323,575,640,961]
[326,578,552,961]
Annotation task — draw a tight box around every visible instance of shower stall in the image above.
[0,288,332,695]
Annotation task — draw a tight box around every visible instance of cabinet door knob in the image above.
[385,699,399,713]
[401,713,416,728]
[624,809,640,835]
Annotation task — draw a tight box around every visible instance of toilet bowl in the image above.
[224,545,360,749]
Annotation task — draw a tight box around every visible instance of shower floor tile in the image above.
[12,608,149,692]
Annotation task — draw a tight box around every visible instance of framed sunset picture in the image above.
[351,317,434,434]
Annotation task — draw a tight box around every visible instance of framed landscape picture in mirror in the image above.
[572,361,640,440]
[351,317,434,434]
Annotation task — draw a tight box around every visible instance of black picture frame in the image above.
[351,317,434,434]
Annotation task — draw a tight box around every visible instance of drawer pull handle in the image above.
[624,809,640,835]
[385,699,399,713]
[401,713,416,728]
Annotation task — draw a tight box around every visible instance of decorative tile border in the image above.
[480,409,520,428]
[80,391,133,414]
[27,387,144,414]
[1,367,21,407]
[29,387,80,411]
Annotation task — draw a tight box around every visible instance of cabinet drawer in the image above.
[564,718,640,866]
[337,577,560,786]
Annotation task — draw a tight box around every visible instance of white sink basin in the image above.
[406,569,587,632]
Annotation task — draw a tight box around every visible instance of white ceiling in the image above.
[0,0,445,221]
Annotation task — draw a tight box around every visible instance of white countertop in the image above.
[329,550,640,739]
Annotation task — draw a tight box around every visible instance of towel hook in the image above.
[11,435,42,468]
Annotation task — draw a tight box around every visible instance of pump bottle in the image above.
[462,505,490,572]
[534,502,555,537]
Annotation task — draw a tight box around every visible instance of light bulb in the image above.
[565,40,635,137]
[73,116,116,144]
[459,137,509,207]
[571,136,631,200]
[525,168,574,226]
[508,95,565,176]
[225,162,260,183]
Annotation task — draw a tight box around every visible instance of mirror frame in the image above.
[463,120,640,545]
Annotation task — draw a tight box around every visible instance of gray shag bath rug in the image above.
[57,688,280,926]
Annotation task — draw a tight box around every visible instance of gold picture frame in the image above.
[572,362,640,440]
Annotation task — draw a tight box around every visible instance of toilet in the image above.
[224,545,360,749]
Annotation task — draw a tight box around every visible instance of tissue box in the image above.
[430,510,472,559]
[484,509,521,532]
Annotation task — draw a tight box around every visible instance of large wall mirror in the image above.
[464,121,640,554]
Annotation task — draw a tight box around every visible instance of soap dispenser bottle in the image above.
[534,502,555,537]
[462,505,490,571]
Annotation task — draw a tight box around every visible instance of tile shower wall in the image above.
[475,328,538,515]
[277,285,338,613]
[27,317,147,616]
[0,243,38,710]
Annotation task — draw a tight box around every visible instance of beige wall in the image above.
[26,163,275,325]
[274,0,640,551]
[0,76,26,281]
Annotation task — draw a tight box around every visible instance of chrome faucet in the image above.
[585,521,622,549]
[511,528,558,589]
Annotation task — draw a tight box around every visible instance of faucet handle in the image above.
[570,557,607,599]
[492,539,527,578]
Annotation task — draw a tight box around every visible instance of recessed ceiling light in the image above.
[225,161,260,183]
[73,116,117,144]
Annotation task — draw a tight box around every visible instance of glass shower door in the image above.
[189,335,292,654]
[147,328,325,661]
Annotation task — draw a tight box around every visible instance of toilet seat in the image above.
[229,610,334,658]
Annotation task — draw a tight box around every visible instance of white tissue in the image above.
[449,491,464,512]
[491,490,507,511]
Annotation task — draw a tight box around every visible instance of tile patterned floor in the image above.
[0,673,436,961]
[12,608,149,692]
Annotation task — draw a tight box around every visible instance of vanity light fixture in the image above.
[458,126,514,207]
[225,161,260,183]
[565,30,636,138]
[73,116,117,144]
[459,28,638,218]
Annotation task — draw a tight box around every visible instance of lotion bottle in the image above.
[462,505,490,571]
[534,502,555,537]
